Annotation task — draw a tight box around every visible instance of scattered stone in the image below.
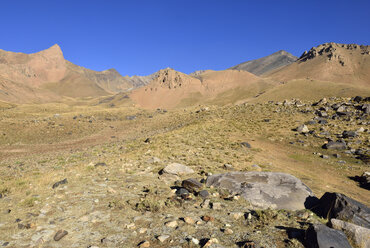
[138,240,150,248]
[342,130,358,138]
[176,188,190,198]
[316,110,328,117]
[223,164,233,170]
[138,228,147,234]
[201,199,210,209]
[203,238,219,247]
[18,223,31,229]
[125,223,136,229]
[305,224,351,248]
[313,192,370,228]
[297,124,309,133]
[54,230,68,241]
[322,141,347,150]
[157,235,170,242]
[94,162,107,167]
[126,115,136,120]
[162,163,194,176]
[52,178,68,189]
[144,138,151,143]
[198,190,210,199]
[211,202,222,210]
[146,157,161,163]
[239,241,257,248]
[182,178,203,193]
[202,215,214,222]
[353,96,363,103]
[357,127,365,133]
[320,155,329,159]
[165,220,178,228]
[223,228,233,234]
[331,218,370,248]
[183,217,195,225]
[190,237,200,245]
[240,142,251,148]
[206,171,315,210]
[230,212,244,220]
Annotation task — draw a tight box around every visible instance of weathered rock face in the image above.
[331,219,370,248]
[313,192,370,228]
[206,172,314,210]
[305,224,351,248]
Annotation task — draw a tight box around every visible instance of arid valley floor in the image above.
[0,95,369,247]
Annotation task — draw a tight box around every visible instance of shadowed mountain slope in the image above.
[229,50,297,75]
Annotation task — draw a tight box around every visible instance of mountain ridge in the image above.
[228,50,298,75]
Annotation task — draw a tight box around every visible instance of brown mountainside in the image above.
[267,43,370,87]
[0,45,137,102]
[130,68,277,109]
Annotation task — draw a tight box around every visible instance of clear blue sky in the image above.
[0,0,369,76]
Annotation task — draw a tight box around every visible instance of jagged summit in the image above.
[229,50,297,76]
[299,42,369,65]
[268,42,370,87]
[31,44,64,60]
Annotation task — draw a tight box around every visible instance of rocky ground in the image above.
[0,96,369,247]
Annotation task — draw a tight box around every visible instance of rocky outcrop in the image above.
[313,192,370,228]
[206,172,315,210]
[299,43,370,66]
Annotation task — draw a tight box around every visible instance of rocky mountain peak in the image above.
[36,44,64,60]
[299,43,369,65]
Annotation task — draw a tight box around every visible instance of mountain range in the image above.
[0,42,369,107]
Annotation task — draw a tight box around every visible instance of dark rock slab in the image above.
[182,178,203,193]
[322,141,347,150]
[176,188,190,198]
[52,178,68,189]
[342,130,358,138]
[240,142,251,148]
[94,162,107,167]
[206,172,314,210]
[312,192,370,228]
[198,190,210,199]
[305,224,351,248]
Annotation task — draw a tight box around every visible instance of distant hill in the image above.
[130,68,277,109]
[0,45,150,103]
[229,50,297,75]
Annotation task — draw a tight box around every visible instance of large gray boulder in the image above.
[305,224,351,248]
[206,172,314,210]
